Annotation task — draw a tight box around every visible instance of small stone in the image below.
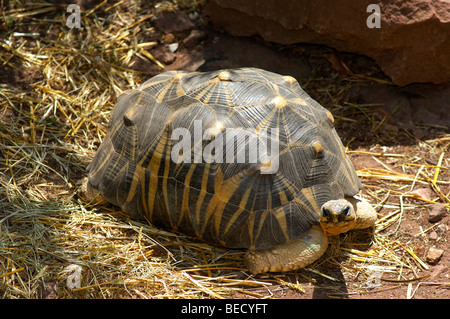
[158,51,176,64]
[411,187,431,202]
[188,11,199,21]
[41,282,58,299]
[426,247,444,265]
[430,265,448,280]
[429,231,438,241]
[168,43,179,53]
[183,30,206,48]
[152,45,176,64]
[428,203,447,223]
[163,33,176,44]
[415,245,426,257]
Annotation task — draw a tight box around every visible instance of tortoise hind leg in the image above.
[245,225,328,274]
[78,177,108,205]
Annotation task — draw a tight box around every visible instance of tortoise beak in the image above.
[321,202,352,222]
[320,199,356,236]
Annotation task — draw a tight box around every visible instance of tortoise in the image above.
[80,67,377,274]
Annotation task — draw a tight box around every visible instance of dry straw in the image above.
[1,2,449,299]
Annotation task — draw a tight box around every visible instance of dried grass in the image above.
[1,1,449,299]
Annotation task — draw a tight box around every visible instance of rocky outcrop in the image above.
[207,0,450,86]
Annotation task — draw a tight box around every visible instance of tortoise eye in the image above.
[322,207,331,218]
[342,205,351,216]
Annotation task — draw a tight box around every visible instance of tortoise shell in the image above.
[87,68,361,250]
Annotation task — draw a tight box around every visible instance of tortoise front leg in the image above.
[244,225,328,274]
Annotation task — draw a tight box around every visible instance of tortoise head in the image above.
[320,199,356,236]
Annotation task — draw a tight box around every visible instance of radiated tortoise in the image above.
[80,67,377,274]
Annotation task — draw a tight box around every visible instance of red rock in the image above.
[428,203,448,223]
[207,0,450,86]
[426,247,444,264]
[429,231,438,241]
[163,33,176,44]
[411,187,432,202]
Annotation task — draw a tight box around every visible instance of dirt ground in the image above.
[0,1,449,300]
